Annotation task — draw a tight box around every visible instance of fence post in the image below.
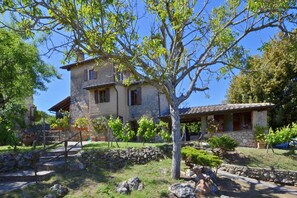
[64,141,68,162]
[80,131,83,149]
[33,151,38,183]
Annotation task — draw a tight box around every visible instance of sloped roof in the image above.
[60,58,96,71]
[160,103,274,122]
[48,96,71,112]
[179,103,274,116]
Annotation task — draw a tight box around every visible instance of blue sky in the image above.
[34,28,276,114]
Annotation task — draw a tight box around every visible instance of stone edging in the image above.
[219,164,297,186]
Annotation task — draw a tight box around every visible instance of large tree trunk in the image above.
[170,102,182,179]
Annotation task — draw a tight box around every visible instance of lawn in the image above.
[83,141,167,150]
[3,158,185,198]
[235,147,297,171]
[0,144,62,154]
[2,142,297,197]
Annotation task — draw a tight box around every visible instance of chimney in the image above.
[76,49,85,62]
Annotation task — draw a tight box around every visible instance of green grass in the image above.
[83,141,167,151]
[236,147,297,171]
[0,144,62,154]
[4,158,186,198]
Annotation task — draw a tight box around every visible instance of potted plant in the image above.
[254,125,267,149]
[74,117,89,131]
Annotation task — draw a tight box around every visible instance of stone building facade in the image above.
[59,58,169,125]
[49,57,273,147]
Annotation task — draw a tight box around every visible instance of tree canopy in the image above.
[0,28,59,144]
[227,32,297,129]
[1,0,296,178]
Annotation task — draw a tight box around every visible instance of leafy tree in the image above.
[2,0,296,179]
[121,122,135,144]
[137,116,155,145]
[108,116,135,146]
[0,29,59,145]
[227,32,297,129]
[266,123,297,146]
[155,121,171,142]
[107,117,123,140]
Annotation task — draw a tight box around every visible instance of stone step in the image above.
[39,153,81,162]
[0,181,34,195]
[39,161,66,171]
[0,170,55,183]
[44,147,82,156]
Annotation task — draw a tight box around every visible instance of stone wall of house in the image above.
[215,130,257,147]
[128,84,168,121]
[220,164,297,186]
[70,61,115,123]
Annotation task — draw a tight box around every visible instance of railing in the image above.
[33,130,83,183]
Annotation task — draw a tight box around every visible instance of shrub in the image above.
[74,117,89,129]
[92,116,109,136]
[266,123,297,145]
[208,135,238,154]
[181,147,222,168]
[155,121,171,142]
[137,116,155,144]
[107,116,123,139]
[50,110,70,130]
[253,125,267,142]
[108,117,135,145]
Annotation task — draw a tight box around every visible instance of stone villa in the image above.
[49,56,273,147]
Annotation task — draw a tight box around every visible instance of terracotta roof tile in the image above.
[179,103,274,115]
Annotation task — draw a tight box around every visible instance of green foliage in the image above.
[253,125,267,142]
[181,122,201,135]
[50,110,70,130]
[227,32,297,129]
[74,117,89,129]
[181,147,222,168]
[107,117,134,143]
[208,135,239,153]
[207,118,218,134]
[266,123,297,145]
[0,29,59,145]
[107,116,123,139]
[121,123,135,142]
[155,121,171,142]
[137,116,155,144]
[3,0,297,179]
[92,116,109,135]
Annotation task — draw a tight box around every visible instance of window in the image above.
[94,90,99,104]
[89,69,97,80]
[99,88,110,103]
[94,89,110,103]
[130,87,141,106]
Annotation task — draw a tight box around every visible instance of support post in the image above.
[33,152,38,183]
[64,141,68,162]
[80,131,83,149]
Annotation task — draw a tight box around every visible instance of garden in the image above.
[1,115,297,197]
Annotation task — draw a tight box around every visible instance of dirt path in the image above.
[217,170,297,198]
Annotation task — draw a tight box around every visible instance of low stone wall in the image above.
[0,151,37,173]
[220,164,297,186]
[80,145,172,170]
[216,130,257,147]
